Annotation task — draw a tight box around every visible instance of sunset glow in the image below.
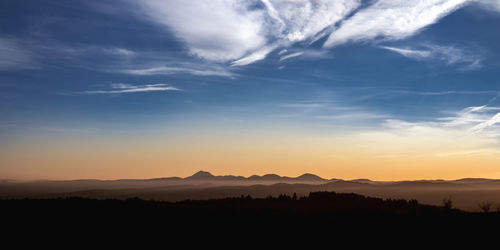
[2,0,500,181]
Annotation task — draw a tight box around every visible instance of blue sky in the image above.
[2,0,500,179]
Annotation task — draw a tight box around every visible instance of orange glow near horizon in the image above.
[2,123,500,181]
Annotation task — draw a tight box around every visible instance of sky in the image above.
[1,0,500,181]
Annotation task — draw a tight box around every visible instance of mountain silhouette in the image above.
[185,171,215,180]
[182,171,328,182]
[296,173,326,181]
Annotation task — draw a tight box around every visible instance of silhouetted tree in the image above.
[478,201,493,213]
[442,196,453,210]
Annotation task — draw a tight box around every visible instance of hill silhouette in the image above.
[185,170,216,180]
[4,191,500,240]
[4,191,499,227]
[183,170,327,182]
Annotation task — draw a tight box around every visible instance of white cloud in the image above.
[128,0,500,67]
[353,110,500,157]
[278,49,288,56]
[469,112,500,133]
[131,0,359,65]
[380,46,432,59]
[450,105,500,133]
[415,104,500,134]
[279,49,331,62]
[380,43,482,69]
[84,83,180,94]
[5,0,498,72]
[279,51,304,61]
[265,0,361,42]
[324,0,469,47]
[341,102,500,157]
[133,0,267,62]
[231,45,277,66]
[427,44,482,67]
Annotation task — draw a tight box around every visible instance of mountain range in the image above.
[153,170,332,182]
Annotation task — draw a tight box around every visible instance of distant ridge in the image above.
[185,171,215,180]
[296,173,325,181]
[181,171,328,182]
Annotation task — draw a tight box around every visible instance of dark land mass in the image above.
[4,191,500,241]
[3,192,500,231]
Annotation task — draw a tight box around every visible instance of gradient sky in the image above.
[2,0,500,180]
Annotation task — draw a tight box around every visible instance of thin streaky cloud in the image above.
[280,51,304,61]
[231,45,277,66]
[84,83,180,94]
[349,102,500,158]
[469,112,500,133]
[261,0,285,29]
[474,0,500,12]
[107,47,135,57]
[0,37,38,70]
[379,104,500,135]
[123,66,234,78]
[380,46,432,60]
[380,43,482,69]
[391,90,497,96]
[314,113,390,121]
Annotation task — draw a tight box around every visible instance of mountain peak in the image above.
[296,173,325,181]
[186,170,214,179]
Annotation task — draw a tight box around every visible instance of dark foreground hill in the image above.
[4,191,499,222]
[4,191,500,241]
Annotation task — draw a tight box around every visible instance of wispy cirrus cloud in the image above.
[474,0,500,12]
[279,51,304,62]
[122,65,234,78]
[6,0,498,73]
[379,46,432,60]
[106,47,135,57]
[231,45,278,66]
[349,104,500,158]
[5,0,499,75]
[128,0,500,67]
[132,0,268,62]
[267,100,390,125]
[380,43,483,70]
[390,90,496,96]
[324,0,469,47]
[131,0,360,65]
[84,83,180,94]
[469,112,500,133]
[278,49,331,63]
[31,41,236,78]
[0,37,38,70]
[0,31,237,78]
